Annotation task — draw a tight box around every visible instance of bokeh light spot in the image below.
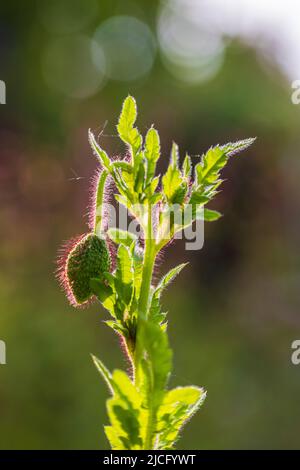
[158,1,225,84]
[42,35,106,99]
[93,16,156,81]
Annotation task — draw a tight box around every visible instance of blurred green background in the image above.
[1,0,300,449]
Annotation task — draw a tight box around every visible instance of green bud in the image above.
[66,233,111,305]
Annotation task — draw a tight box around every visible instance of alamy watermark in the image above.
[291,80,300,104]
[95,202,205,250]
[291,340,300,365]
[0,80,6,104]
[0,340,6,365]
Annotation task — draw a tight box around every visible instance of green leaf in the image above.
[130,242,143,300]
[149,263,188,325]
[196,145,227,185]
[195,138,255,196]
[88,130,111,170]
[162,142,187,204]
[193,206,222,222]
[162,166,186,205]
[113,161,133,173]
[112,370,141,406]
[116,245,133,287]
[150,175,160,193]
[182,153,191,179]
[136,320,173,449]
[99,366,148,450]
[106,395,142,450]
[188,137,255,226]
[171,141,179,167]
[156,263,188,292]
[189,190,210,206]
[105,320,129,338]
[220,137,256,157]
[157,386,206,449]
[148,295,167,326]
[117,96,142,159]
[145,128,160,161]
[111,166,133,201]
[107,228,137,247]
[145,127,160,182]
[90,278,117,317]
[105,426,126,450]
[105,369,144,450]
[115,244,134,306]
[117,95,137,137]
[134,160,145,195]
[91,354,114,395]
[114,193,130,210]
[203,208,222,221]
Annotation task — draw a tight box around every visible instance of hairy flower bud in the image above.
[58,233,111,306]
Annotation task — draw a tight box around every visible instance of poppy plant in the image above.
[57,96,254,450]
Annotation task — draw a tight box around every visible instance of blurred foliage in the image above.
[1,0,300,449]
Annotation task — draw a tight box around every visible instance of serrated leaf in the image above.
[145,127,160,182]
[187,137,255,227]
[220,137,256,156]
[157,263,188,293]
[162,143,188,204]
[149,263,188,325]
[157,386,206,449]
[117,96,142,159]
[105,369,144,450]
[105,425,126,450]
[196,146,227,185]
[162,165,186,204]
[106,395,142,450]
[196,137,255,196]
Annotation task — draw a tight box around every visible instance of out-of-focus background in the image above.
[1,0,300,449]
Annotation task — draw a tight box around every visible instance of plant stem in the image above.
[94,170,108,235]
[136,203,157,450]
[138,238,156,450]
[138,204,155,321]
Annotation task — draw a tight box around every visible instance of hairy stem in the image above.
[135,204,157,450]
[138,204,155,320]
[94,170,108,235]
